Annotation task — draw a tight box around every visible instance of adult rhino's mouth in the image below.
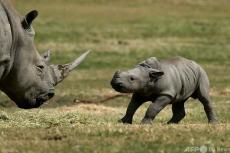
[17,89,55,109]
[36,89,55,105]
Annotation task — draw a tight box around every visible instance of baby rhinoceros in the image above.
[111,57,218,124]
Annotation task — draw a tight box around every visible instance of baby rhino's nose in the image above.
[115,82,123,89]
[111,82,123,92]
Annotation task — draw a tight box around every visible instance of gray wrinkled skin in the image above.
[0,0,90,109]
[111,56,218,124]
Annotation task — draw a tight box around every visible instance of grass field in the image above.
[0,0,230,152]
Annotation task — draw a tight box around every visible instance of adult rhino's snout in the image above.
[36,89,55,102]
[16,89,55,109]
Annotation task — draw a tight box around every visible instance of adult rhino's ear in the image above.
[149,69,164,81]
[22,10,38,30]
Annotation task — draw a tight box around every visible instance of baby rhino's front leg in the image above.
[119,94,146,124]
[141,95,172,124]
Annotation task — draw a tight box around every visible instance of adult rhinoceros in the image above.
[0,0,90,109]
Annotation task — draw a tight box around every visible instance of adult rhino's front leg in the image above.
[119,94,146,124]
[141,95,172,124]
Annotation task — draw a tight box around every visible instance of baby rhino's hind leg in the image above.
[196,69,218,123]
[197,89,218,123]
[167,100,186,124]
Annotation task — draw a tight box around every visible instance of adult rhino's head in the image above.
[0,9,90,109]
[111,57,164,93]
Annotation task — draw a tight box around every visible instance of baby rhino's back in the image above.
[161,57,202,101]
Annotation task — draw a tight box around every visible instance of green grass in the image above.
[0,0,230,152]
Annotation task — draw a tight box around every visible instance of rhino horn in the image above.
[51,50,91,85]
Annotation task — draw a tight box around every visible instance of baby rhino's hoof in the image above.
[209,119,219,124]
[141,118,152,124]
[118,118,132,124]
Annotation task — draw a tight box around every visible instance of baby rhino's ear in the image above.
[149,69,164,80]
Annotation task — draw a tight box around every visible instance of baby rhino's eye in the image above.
[130,76,135,81]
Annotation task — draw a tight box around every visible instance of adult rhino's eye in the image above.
[37,65,44,69]
[36,65,44,73]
